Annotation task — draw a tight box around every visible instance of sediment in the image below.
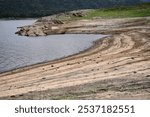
[0,15,150,99]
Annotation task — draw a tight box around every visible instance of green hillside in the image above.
[83,3,150,18]
[0,0,142,18]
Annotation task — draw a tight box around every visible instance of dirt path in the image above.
[0,17,150,99]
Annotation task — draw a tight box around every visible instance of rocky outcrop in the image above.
[15,10,90,36]
[16,25,45,36]
[16,16,150,37]
[15,20,65,36]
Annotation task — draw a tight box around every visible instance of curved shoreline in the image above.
[0,35,108,76]
[0,17,150,99]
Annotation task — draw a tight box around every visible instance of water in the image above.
[0,20,105,73]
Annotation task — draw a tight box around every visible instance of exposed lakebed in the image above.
[0,20,106,73]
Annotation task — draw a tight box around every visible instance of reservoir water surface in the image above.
[0,20,105,73]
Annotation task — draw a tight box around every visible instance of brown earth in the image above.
[0,17,150,99]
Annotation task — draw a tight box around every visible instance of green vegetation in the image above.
[0,0,142,18]
[83,3,150,18]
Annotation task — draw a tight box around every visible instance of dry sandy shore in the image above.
[0,17,150,99]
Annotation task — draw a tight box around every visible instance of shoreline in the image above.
[0,17,150,99]
[0,18,37,21]
[0,35,108,76]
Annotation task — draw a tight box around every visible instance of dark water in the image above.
[0,20,105,73]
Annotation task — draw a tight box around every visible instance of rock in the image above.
[72,12,84,17]
[36,29,46,36]
[52,19,64,24]
[26,30,36,36]
[51,26,59,30]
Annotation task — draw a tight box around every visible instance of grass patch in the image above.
[82,3,150,19]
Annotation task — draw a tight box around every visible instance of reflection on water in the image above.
[0,20,105,72]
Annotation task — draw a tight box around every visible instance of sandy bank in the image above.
[0,17,150,99]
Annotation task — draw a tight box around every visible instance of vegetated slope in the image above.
[15,3,150,37]
[83,3,150,18]
[0,0,142,18]
[141,0,150,2]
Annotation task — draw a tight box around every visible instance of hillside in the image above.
[0,0,142,18]
[15,3,150,37]
[83,3,150,18]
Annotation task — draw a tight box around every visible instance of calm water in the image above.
[0,20,105,72]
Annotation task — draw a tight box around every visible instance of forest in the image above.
[0,0,143,18]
